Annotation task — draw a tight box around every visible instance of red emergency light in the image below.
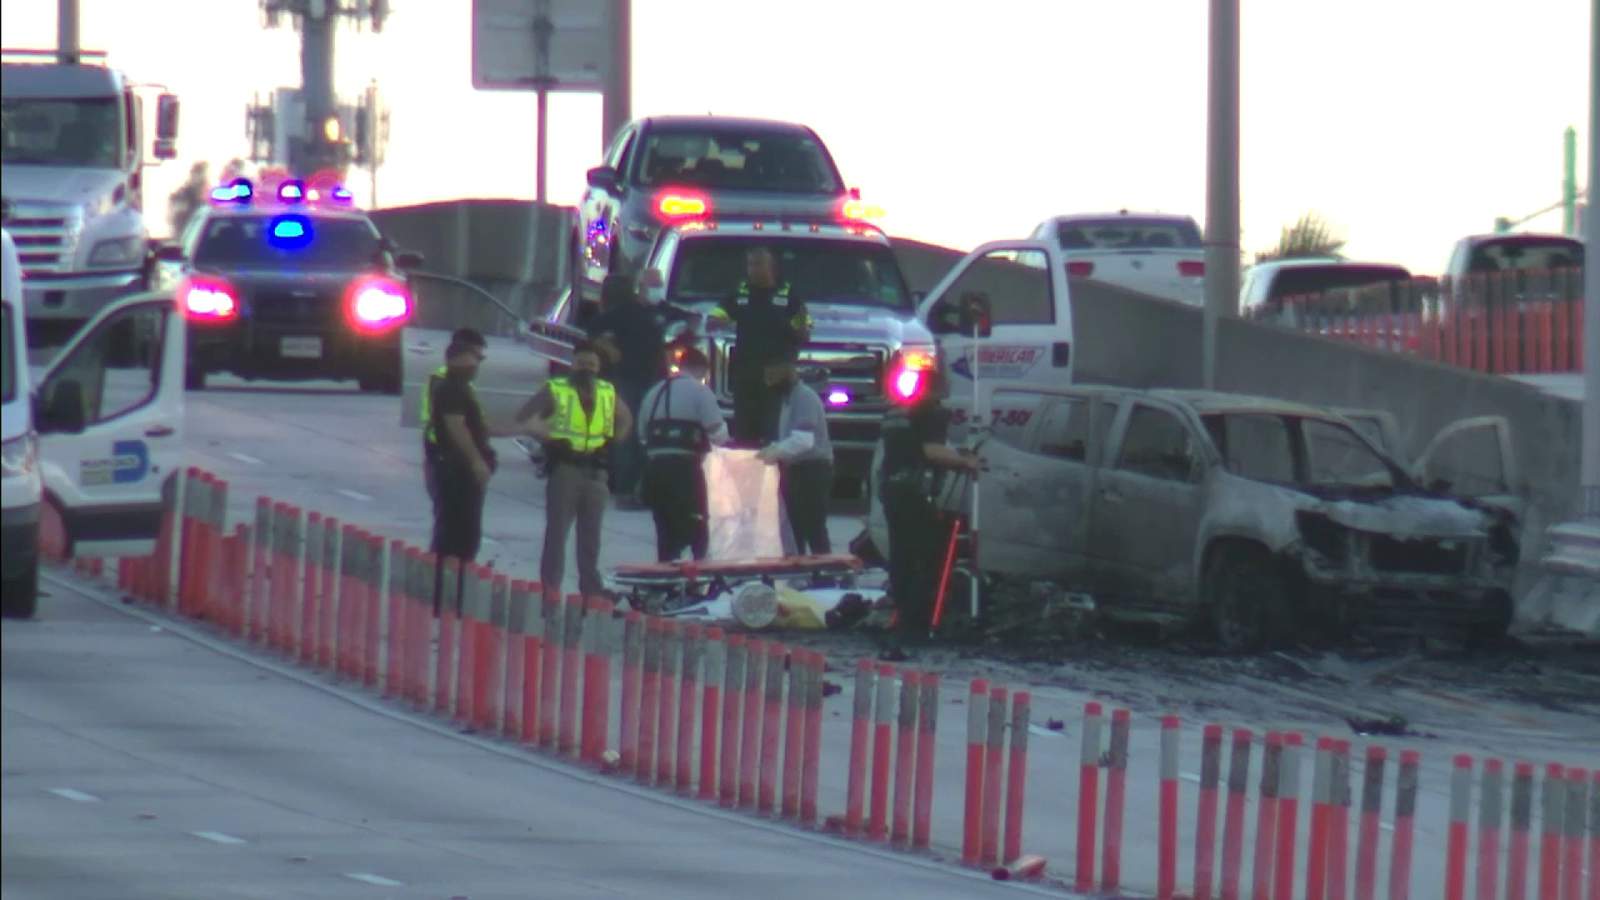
[655,189,711,220]
[178,275,239,321]
[1067,261,1095,277]
[1177,260,1205,277]
[886,347,937,405]
[840,198,885,221]
[344,275,412,332]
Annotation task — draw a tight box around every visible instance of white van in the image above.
[1,226,188,618]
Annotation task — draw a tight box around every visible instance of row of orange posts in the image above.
[90,466,1600,896]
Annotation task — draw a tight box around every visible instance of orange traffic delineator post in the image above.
[1101,708,1131,892]
[980,684,1007,869]
[963,678,990,868]
[1075,701,1103,891]
[538,589,561,750]
[1355,745,1387,900]
[516,580,544,745]
[738,639,765,811]
[698,627,724,802]
[800,650,823,830]
[656,620,681,785]
[637,616,661,784]
[301,512,325,665]
[890,671,918,846]
[1220,728,1254,900]
[1253,732,1285,900]
[383,539,406,699]
[868,662,896,842]
[619,611,643,774]
[757,642,784,816]
[1274,732,1305,900]
[676,622,701,796]
[1193,724,1223,900]
[847,660,875,836]
[782,638,805,819]
[911,670,938,850]
[718,634,745,808]
[1158,715,1180,900]
[1476,758,1505,900]
[1389,749,1421,900]
[557,594,583,758]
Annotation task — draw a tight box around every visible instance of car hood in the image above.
[1,164,123,206]
[196,266,377,293]
[1310,492,1494,539]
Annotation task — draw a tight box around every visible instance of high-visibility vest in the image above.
[710,281,813,333]
[421,366,480,446]
[548,377,616,454]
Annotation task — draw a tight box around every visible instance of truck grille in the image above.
[248,289,342,328]
[710,337,887,404]
[4,203,82,276]
[1366,534,1474,575]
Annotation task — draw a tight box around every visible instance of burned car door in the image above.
[975,392,1094,582]
[1089,401,1207,610]
[1416,416,1525,520]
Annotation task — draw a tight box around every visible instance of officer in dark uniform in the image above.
[708,246,812,443]
[878,367,979,644]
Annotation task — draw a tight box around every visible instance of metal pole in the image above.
[1583,0,1600,519]
[299,3,337,177]
[1564,127,1578,235]
[1203,0,1241,390]
[536,87,549,204]
[602,0,632,154]
[57,0,79,65]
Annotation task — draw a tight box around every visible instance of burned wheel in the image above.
[1207,543,1289,654]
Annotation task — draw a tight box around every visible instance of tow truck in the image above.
[2,48,180,346]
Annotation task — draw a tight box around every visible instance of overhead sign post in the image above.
[472,0,618,203]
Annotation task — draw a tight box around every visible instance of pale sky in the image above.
[2,0,1589,276]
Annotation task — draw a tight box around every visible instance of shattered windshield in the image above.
[1301,417,1402,491]
[1203,413,1406,492]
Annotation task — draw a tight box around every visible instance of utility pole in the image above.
[1564,126,1578,235]
[57,0,79,64]
[533,0,554,203]
[601,0,631,154]
[1584,0,1600,520]
[298,0,337,176]
[1203,0,1240,390]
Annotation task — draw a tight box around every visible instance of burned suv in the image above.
[868,385,1520,649]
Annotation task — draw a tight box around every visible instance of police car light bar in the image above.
[208,178,355,208]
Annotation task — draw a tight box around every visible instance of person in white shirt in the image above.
[756,351,834,555]
[636,346,730,560]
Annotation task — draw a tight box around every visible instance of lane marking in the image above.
[227,452,265,466]
[48,787,101,803]
[345,873,404,887]
[1179,772,1202,785]
[191,831,247,845]
[337,489,373,502]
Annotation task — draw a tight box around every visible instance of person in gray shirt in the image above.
[756,350,834,555]
[637,346,729,561]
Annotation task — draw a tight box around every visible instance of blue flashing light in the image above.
[278,180,306,203]
[210,177,255,205]
[268,215,313,249]
[330,186,353,204]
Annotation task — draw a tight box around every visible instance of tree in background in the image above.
[1255,212,1346,263]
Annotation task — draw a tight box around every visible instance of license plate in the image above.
[280,336,323,359]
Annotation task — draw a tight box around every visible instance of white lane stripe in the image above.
[345,873,405,887]
[1179,772,1203,784]
[337,488,373,502]
[48,788,101,803]
[227,451,264,465]
[191,831,247,845]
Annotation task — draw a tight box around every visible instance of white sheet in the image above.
[702,447,785,560]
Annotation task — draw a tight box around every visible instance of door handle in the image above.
[144,425,175,438]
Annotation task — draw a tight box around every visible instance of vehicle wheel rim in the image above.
[1215,565,1261,652]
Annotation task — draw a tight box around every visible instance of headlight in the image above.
[1295,510,1351,568]
[1,432,38,479]
[89,236,145,268]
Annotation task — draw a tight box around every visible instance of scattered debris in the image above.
[1345,714,1411,737]
[821,681,842,698]
[1046,718,1066,731]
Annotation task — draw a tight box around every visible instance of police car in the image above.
[155,176,422,392]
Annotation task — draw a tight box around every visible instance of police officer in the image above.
[878,367,979,644]
[588,274,667,509]
[708,246,812,443]
[421,328,489,508]
[636,346,729,561]
[514,340,634,597]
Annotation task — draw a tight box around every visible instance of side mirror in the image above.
[156,94,180,140]
[154,243,185,263]
[927,299,959,334]
[586,166,619,192]
[153,139,176,161]
[394,250,424,270]
[36,379,88,435]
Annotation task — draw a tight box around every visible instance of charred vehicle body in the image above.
[867,386,1520,649]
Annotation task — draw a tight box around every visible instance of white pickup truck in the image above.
[1029,211,1206,307]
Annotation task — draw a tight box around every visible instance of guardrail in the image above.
[47,467,1600,897]
[1265,268,1585,375]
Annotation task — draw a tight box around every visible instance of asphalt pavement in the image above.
[1,572,1040,900]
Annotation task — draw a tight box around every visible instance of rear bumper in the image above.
[23,270,145,321]
[1,502,41,580]
[189,321,403,381]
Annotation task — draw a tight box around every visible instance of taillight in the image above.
[178,275,239,321]
[1178,260,1205,277]
[1067,261,1095,277]
[655,189,710,219]
[345,275,412,331]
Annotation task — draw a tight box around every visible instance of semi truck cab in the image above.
[1,49,179,345]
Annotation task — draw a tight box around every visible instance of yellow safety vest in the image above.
[421,366,480,446]
[548,377,616,454]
